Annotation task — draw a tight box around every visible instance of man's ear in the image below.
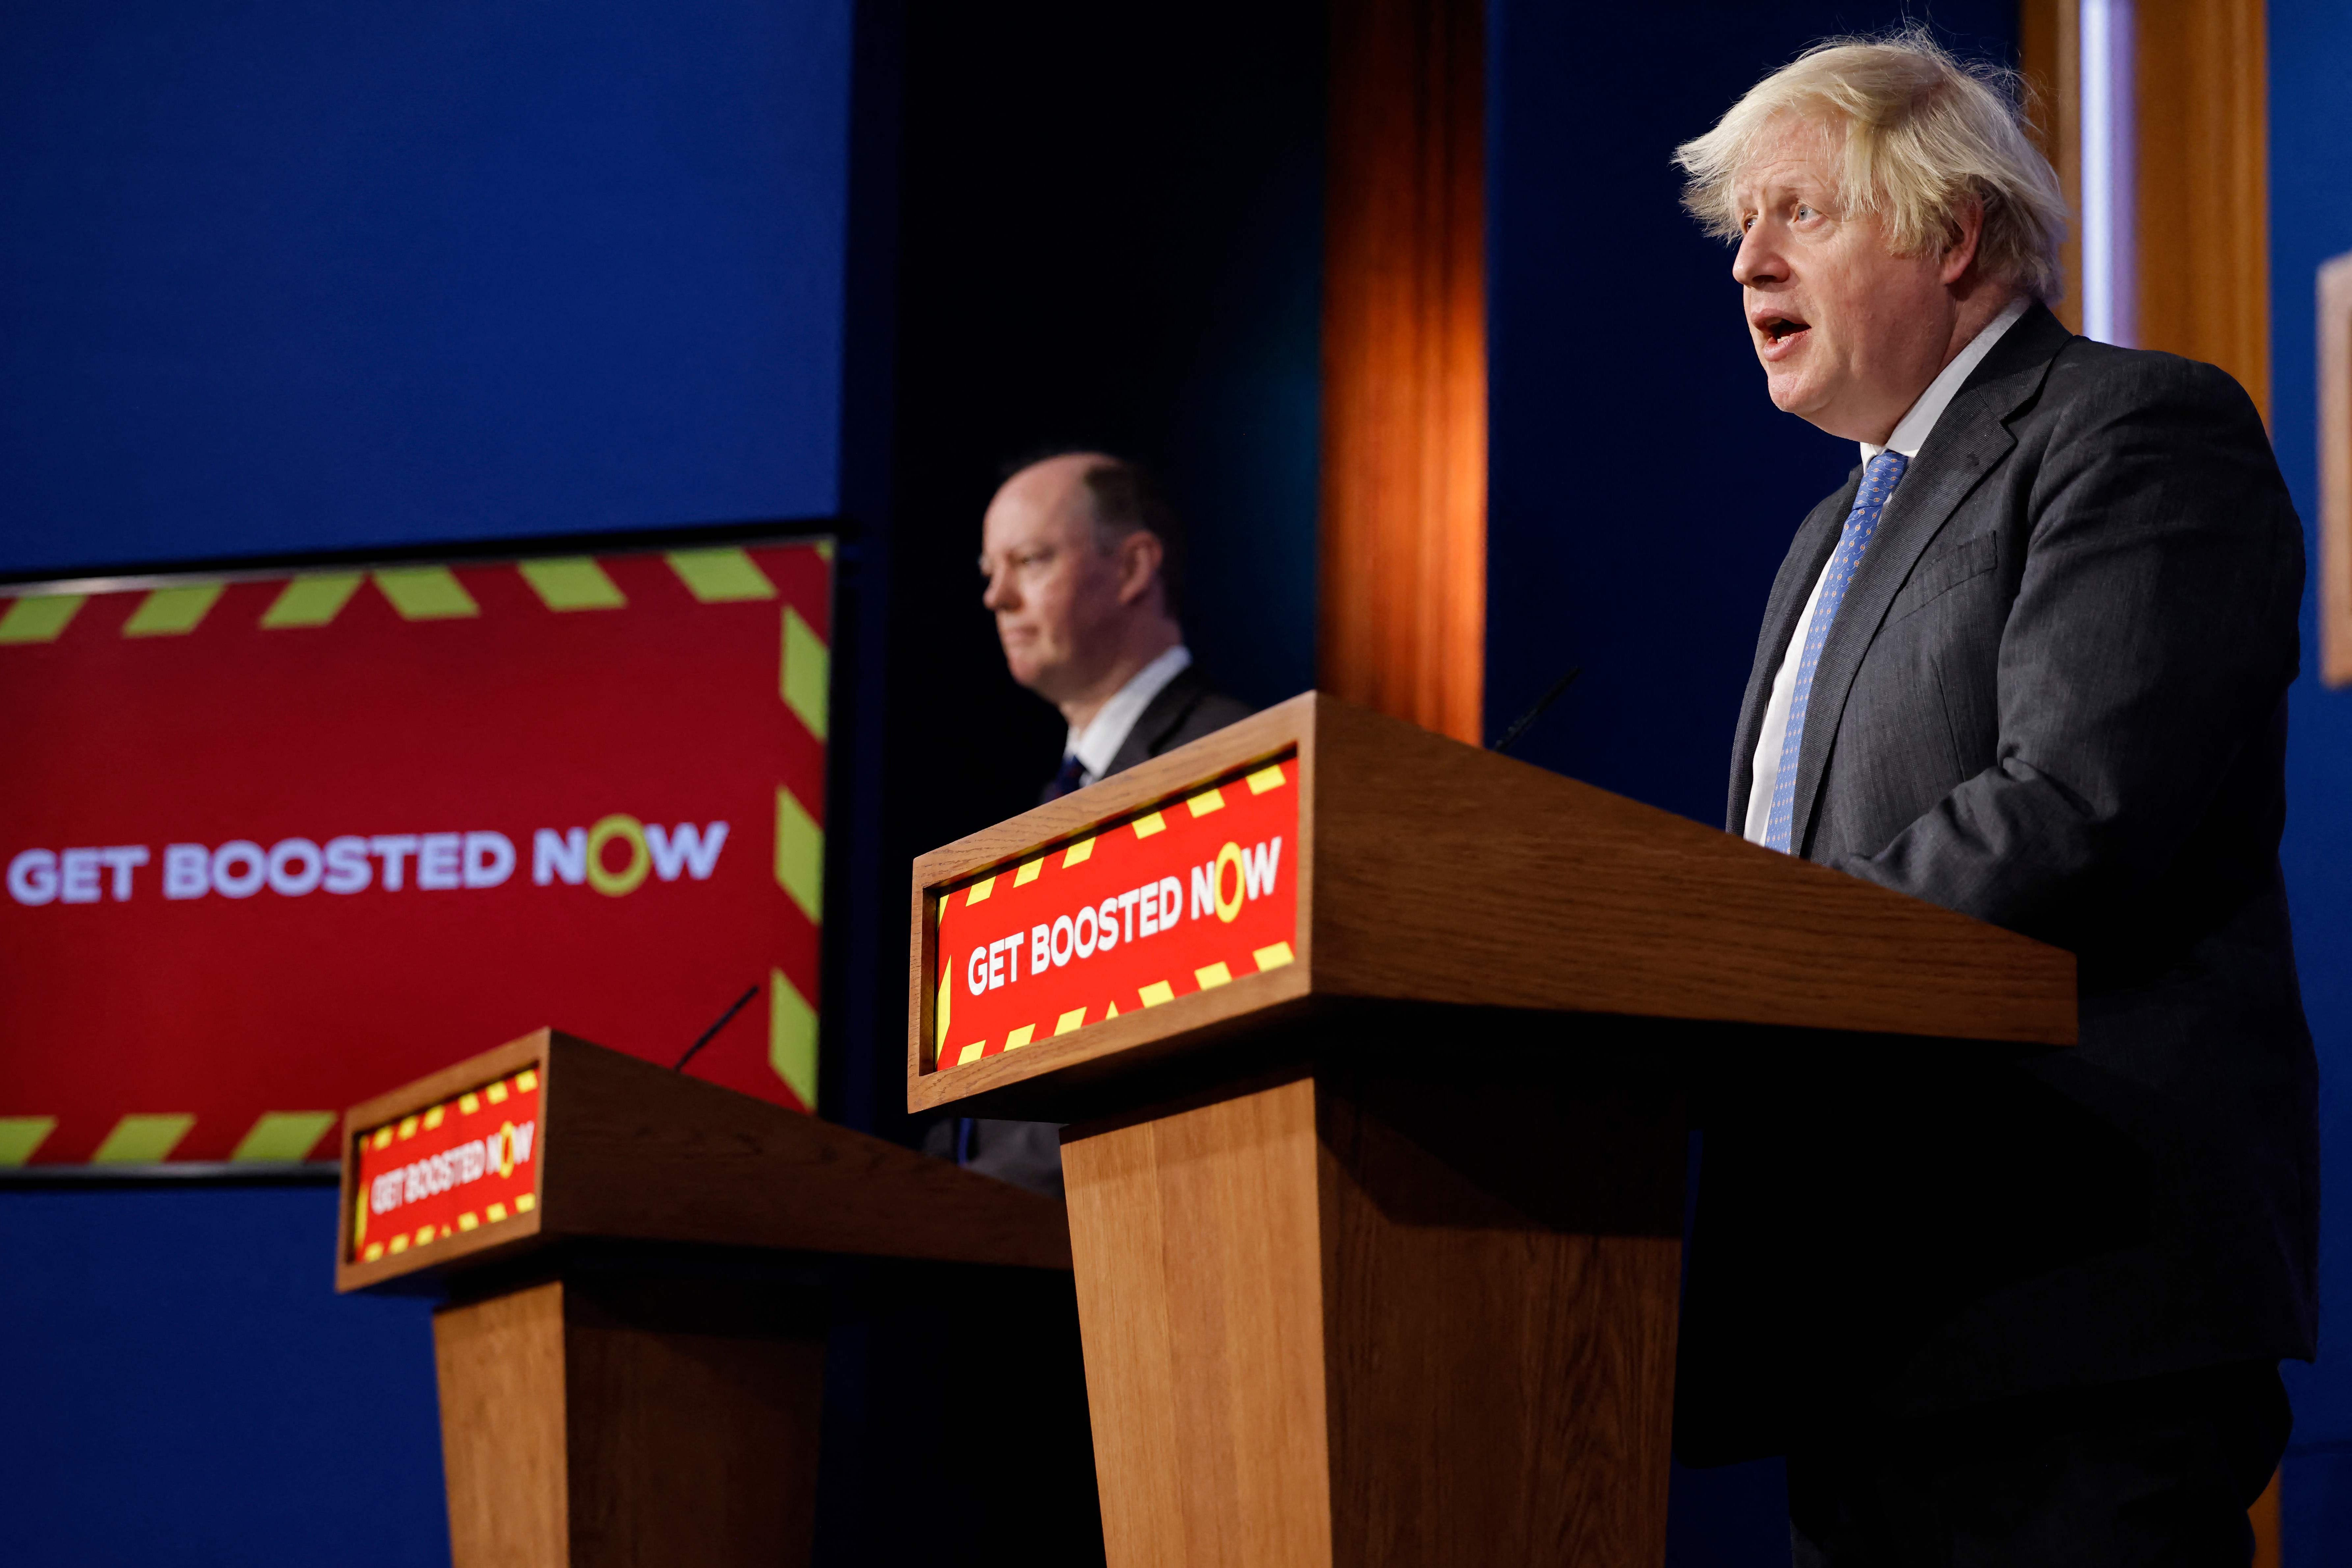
[1938,196,1986,287]
[1114,529,1165,608]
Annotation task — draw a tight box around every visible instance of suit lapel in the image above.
[1104,666,1203,777]
[1785,305,2071,855]
[1727,474,1857,831]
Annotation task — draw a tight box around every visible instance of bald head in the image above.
[980,453,1181,730]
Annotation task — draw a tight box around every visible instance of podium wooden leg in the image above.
[1062,1071,1685,1568]
[432,1274,825,1568]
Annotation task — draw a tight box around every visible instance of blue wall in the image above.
[0,1186,448,1565]
[0,3,856,1561]
[2269,2,2352,1558]
[0,0,850,573]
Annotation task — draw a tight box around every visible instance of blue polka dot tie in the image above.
[1764,450,1908,854]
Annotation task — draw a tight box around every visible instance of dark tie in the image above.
[1765,450,1908,853]
[1046,754,1087,800]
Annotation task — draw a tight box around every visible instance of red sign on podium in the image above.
[933,754,1300,1070]
[349,1063,543,1264]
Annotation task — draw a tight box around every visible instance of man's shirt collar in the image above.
[1066,644,1192,783]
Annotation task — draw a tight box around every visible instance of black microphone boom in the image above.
[1490,666,1583,756]
[674,983,761,1073]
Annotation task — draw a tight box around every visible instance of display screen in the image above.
[932,753,1299,1071]
[0,540,829,1168]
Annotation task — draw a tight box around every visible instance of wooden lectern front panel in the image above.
[436,1282,571,1567]
[559,1277,824,1568]
[1064,1077,1336,1568]
[433,1274,825,1568]
[1064,1073,1685,1568]
[1316,1081,1683,1567]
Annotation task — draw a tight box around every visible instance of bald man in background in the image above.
[927,451,1253,1195]
[987,452,1253,801]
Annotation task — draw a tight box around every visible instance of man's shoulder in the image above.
[1161,681,1256,745]
[1939,302,2257,443]
[2025,334,2266,445]
[1993,340,2289,539]
[1111,667,1256,774]
[1138,667,1251,757]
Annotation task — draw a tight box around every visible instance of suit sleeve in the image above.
[1832,355,2304,950]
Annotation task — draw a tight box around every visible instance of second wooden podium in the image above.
[339,1028,1072,1568]
[909,692,2074,1568]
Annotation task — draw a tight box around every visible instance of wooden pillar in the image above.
[1061,1072,1685,1568]
[1321,0,1487,745]
[432,1274,826,1568]
[2320,253,2352,687]
[2022,0,2269,416]
[2133,0,2269,419]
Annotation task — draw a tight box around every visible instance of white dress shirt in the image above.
[1741,296,2030,845]
[1066,643,1192,786]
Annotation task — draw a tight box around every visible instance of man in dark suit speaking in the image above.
[1670,30,2315,1565]
[929,450,1252,1195]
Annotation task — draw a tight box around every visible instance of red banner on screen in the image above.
[349,1064,542,1264]
[933,754,1299,1070]
[0,543,828,1166]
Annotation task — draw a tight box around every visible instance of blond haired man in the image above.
[1673,30,2312,1565]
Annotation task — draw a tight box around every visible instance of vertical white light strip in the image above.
[2080,0,2136,344]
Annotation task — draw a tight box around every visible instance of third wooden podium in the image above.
[908,692,2074,1568]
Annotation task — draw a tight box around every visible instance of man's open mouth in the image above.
[1759,315,1809,344]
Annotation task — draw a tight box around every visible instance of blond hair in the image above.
[1674,27,2067,300]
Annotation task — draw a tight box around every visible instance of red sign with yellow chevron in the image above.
[0,542,829,1168]
[349,1064,542,1265]
[934,754,1298,1070]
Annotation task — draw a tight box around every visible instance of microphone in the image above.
[1489,667,1582,756]
[674,983,761,1073]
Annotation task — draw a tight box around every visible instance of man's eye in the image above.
[1796,204,1817,221]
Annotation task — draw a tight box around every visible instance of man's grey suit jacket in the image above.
[940,665,1256,1197]
[1675,303,2319,1463]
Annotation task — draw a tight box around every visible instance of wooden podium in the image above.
[338,1028,1071,1568]
[908,692,2075,1568]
